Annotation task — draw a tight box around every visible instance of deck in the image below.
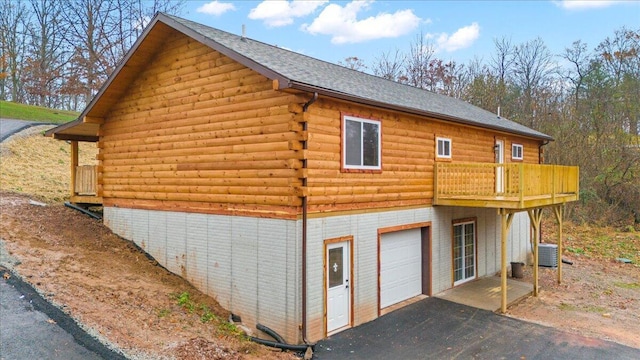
[436,276,533,312]
[434,163,579,209]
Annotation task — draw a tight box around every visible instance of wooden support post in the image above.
[527,208,543,297]
[553,205,564,284]
[519,163,524,208]
[500,208,515,314]
[70,140,79,199]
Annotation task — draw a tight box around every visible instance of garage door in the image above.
[380,228,422,308]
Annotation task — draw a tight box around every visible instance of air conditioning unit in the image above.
[538,243,558,267]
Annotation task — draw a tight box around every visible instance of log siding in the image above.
[97,29,544,219]
[304,98,542,215]
[99,31,304,218]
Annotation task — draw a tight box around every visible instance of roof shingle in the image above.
[166,14,551,141]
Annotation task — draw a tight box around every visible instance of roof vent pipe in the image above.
[241,24,246,40]
[497,106,501,118]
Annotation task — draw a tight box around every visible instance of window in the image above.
[436,137,451,158]
[343,115,381,170]
[512,144,523,160]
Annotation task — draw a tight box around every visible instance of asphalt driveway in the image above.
[0,266,126,360]
[0,118,46,142]
[314,297,640,359]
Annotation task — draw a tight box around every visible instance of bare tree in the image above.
[512,37,556,128]
[130,0,184,38]
[490,37,514,84]
[597,28,640,135]
[60,0,184,103]
[62,0,123,100]
[371,49,405,82]
[0,0,29,102]
[338,56,367,71]
[561,40,592,108]
[404,32,435,89]
[22,0,69,107]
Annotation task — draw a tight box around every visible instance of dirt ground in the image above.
[0,192,297,360]
[508,225,640,348]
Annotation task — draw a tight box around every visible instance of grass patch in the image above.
[584,305,608,313]
[0,100,78,123]
[566,246,585,255]
[0,127,97,203]
[175,291,196,313]
[614,282,640,290]
[558,302,578,311]
[171,291,247,338]
[545,220,640,265]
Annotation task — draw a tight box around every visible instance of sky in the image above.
[180,0,639,70]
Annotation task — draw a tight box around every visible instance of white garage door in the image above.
[380,228,422,309]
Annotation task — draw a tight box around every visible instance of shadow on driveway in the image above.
[314,297,640,359]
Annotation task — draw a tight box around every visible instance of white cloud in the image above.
[302,0,421,44]
[428,22,480,53]
[555,0,619,10]
[249,0,328,27]
[197,1,236,16]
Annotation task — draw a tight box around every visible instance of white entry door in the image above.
[326,241,350,334]
[495,140,505,193]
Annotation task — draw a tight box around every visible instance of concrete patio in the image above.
[435,276,533,312]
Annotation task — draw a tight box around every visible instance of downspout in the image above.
[301,92,318,344]
[539,140,550,164]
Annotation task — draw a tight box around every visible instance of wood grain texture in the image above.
[303,98,542,214]
[98,30,303,216]
[95,28,547,218]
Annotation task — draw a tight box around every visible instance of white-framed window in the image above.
[512,144,523,160]
[342,115,381,170]
[436,137,451,158]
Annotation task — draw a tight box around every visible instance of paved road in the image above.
[0,118,47,142]
[315,297,640,359]
[0,273,105,360]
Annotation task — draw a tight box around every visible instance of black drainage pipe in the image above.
[249,323,315,352]
[64,202,102,220]
[249,336,312,352]
[256,323,286,344]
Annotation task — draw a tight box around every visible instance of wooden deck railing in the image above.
[74,165,98,196]
[434,163,579,209]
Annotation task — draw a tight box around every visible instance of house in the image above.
[47,13,579,344]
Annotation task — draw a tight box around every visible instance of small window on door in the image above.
[512,144,523,160]
[328,247,344,288]
[436,137,451,158]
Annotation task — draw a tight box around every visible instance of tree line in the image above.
[1,2,637,225]
[0,0,183,110]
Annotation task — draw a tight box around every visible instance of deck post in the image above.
[527,208,543,296]
[500,209,515,313]
[519,163,524,208]
[70,140,78,199]
[553,205,564,284]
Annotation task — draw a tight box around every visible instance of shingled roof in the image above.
[164,14,550,141]
[47,12,552,141]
